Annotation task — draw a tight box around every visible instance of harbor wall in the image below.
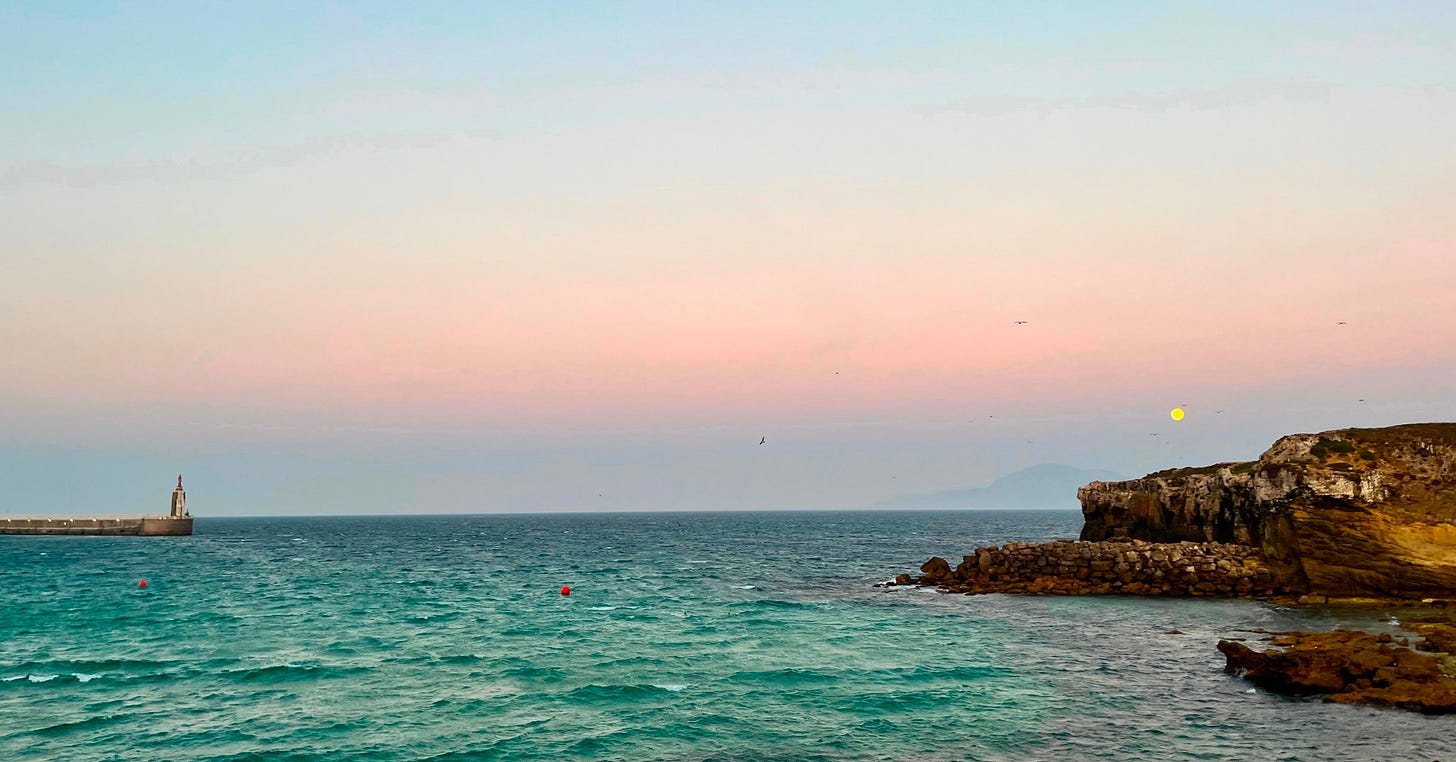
[0,517,193,536]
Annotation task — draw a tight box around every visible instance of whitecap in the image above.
[588,606,618,611]
[2,675,25,682]
[652,683,687,692]
[1244,688,1256,694]
[28,674,57,683]
[737,585,756,590]
[75,673,102,683]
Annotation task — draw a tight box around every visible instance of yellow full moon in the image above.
[1170,407,1186,421]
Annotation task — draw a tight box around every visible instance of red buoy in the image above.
[138,580,147,588]
[560,585,571,596]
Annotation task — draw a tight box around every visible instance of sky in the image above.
[2,1,1455,516]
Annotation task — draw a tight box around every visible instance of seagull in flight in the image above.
[759,437,766,445]
[1013,320,1029,325]
[1337,321,1348,325]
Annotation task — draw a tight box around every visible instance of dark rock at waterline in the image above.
[901,539,1290,598]
[1411,622,1456,654]
[919,557,953,585]
[1218,630,1456,714]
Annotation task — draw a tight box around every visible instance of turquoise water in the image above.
[2,510,1451,761]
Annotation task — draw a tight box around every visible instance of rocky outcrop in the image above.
[896,540,1289,597]
[1079,423,1456,599]
[1218,630,1456,713]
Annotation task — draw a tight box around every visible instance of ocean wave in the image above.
[884,664,1010,683]
[728,599,814,610]
[439,653,485,665]
[838,688,957,713]
[225,664,372,683]
[729,667,840,685]
[502,664,567,683]
[8,658,171,674]
[560,682,681,704]
[0,671,123,688]
[30,712,128,737]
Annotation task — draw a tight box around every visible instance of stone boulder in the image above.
[919,556,953,585]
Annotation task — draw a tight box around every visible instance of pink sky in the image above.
[3,3,1455,513]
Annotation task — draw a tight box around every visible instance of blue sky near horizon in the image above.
[2,2,1454,515]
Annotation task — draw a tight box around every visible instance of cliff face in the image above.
[1078,423,1456,599]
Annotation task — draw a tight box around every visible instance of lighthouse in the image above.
[170,475,187,518]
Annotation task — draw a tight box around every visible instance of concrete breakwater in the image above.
[0,516,193,536]
[895,539,1292,598]
[0,476,193,537]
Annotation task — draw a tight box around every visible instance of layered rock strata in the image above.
[1079,423,1456,598]
[896,423,1456,600]
[901,539,1289,597]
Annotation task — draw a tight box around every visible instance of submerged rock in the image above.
[1218,630,1456,714]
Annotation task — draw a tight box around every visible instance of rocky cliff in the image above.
[1078,423,1456,599]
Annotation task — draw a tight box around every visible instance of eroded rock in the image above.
[1079,423,1456,598]
[1218,630,1456,714]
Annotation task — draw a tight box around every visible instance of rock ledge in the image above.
[1218,629,1456,714]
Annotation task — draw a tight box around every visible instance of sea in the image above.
[2,510,1451,761]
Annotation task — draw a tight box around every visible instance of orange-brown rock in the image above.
[1410,622,1456,654]
[1218,629,1456,714]
[919,556,953,585]
[1080,423,1456,599]
[906,539,1290,598]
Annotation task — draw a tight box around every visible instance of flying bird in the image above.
[1013,320,1028,325]
[1149,433,1161,437]
[759,437,766,445]
[1337,321,1348,325]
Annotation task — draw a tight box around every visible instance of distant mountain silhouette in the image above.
[877,464,1123,509]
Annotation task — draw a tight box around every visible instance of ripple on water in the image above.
[4,511,1455,762]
